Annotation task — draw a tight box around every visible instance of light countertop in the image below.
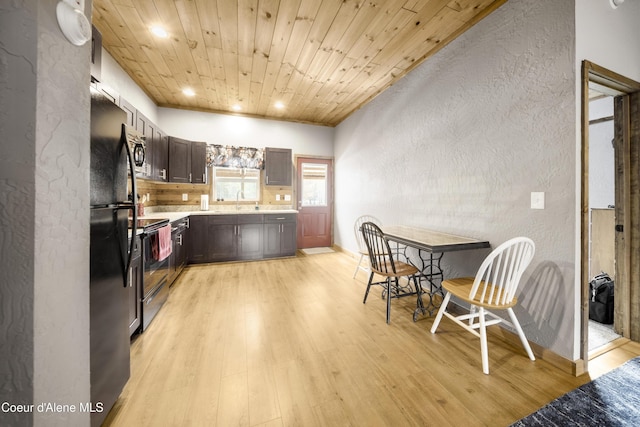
[138,209,298,223]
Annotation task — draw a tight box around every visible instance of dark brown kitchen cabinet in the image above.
[168,136,191,183]
[208,215,236,262]
[208,215,263,262]
[152,129,168,182]
[90,25,102,82]
[265,147,292,186]
[128,235,142,336]
[168,217,188,285]
[238,215,264,260]
[188,215,209,263]
[191,141,207,184]
[188,214,269,264]
[263,214,297,258]
[168,137,207,184]
[133,111,154,179]
[119,98,136,128]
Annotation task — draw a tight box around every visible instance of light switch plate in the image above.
[531,192,545,209]
[182,193,188,201]
[276,194,281,201]
[284,194,291,201]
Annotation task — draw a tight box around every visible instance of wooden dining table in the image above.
[381,225,491,320]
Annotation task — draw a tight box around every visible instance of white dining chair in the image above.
[430,237,536,374]
[353,215,382,278]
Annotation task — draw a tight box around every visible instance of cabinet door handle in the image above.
[266,176,269,185]
[160,169,166,180]
[189,173,192,183]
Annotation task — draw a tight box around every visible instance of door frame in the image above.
[294,155,334,249]
[580,60,640,371]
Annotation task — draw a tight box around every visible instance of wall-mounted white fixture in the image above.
[56,0,91,46]
[531,192,545,210]
[610,0,625,9]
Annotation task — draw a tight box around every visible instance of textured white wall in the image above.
[0,2,37,425]
[158,107,334,157]
[34,1,92,425]
[101,50,159,123]
[588,97,614,209]
[335,0,577,358]
[576,0,640,83]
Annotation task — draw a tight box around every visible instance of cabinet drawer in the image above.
[264,213,296,223]
[238,214,263,224]
[209,215,236,225]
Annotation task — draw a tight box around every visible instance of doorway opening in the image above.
[581,61,640,370]
[587,90,621,354]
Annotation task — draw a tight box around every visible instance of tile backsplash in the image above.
[136,171,294,210]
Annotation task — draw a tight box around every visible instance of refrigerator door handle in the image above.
[122,124,138,287]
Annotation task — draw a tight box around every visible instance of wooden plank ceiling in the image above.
[92,0,507,127]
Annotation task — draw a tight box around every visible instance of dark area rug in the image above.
[511,356,640,426]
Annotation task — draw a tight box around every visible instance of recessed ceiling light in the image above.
[182,88,195,97]
[150,26,168,38]
[232,104,242,111]
[274,101,285,109]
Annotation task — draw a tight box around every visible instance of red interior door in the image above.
[296,157,333,249]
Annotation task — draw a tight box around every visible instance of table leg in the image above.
[406,250,444,319]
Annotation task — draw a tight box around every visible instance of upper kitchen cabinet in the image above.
[265,147,292,186]
[191,141,207,184]
[134,111,154,180]
[168,137,190,183]
[118,98,136,128]
[168,137,207,184]
[152,128,168,182]
[90,25,102,82]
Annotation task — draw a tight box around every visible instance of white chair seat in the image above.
[430,237,536,374]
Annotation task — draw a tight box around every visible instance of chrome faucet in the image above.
[236,190,244,211]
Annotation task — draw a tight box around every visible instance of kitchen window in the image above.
[212,167,260,201]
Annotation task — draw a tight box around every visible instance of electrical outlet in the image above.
[284,194,291,201]
[275,194,281,201]
[182,193,188,201]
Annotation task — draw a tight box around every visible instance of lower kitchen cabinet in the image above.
[208,215,237,262]
[238,221,263,260]
[128,235,142,336]
[168,217,189,285]
[263,214,297,258]
[209,215,263,261]
[189,215,209,263]
[188,213,296,264]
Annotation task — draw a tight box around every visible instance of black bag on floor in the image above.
[589,272,614,324]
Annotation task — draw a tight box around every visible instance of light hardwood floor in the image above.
[104,251,640,427]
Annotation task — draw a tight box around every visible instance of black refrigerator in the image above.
[89,91,137,427]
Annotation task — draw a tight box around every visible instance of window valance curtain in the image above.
[206,144,264,169]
